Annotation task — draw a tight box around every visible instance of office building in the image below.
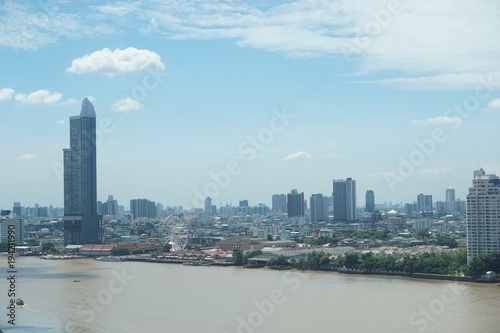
[466,168,500,263]
[287,189,304,218]
[272,194,287,213]
[12,202,21,217]
[333,178,357,221]
[365,190,375,213]
[417,193,433,214]
[130,199,156,219]
[0,216,24,244]
[446,188,455,214]
[205,197,212,216]
[63,98,102,245]
[310,194,329,222]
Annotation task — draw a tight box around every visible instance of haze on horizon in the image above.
[0,0,499,210]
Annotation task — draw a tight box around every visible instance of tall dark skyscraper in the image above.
[63,98,102,245]
[287,189,304,218]
[365,190,375,213]
[333,178,357,221]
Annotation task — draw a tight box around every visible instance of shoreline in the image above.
[15,254,499,285]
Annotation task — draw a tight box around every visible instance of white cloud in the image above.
[17,154,36,160]
[487,98,500,109]
[15,90,63,104]
[2,1,498,90]
[0,2,114,50]
[282,151,311,161]
[0,88,15,101]
[412,116,462,126]
[95,0,500,90]
[67,47,165,75]
[323,153,343,159]
[55,120,65,125]
[112,97,143,113]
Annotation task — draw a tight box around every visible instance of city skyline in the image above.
[1,1,499,209]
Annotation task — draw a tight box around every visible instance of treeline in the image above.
[336,250,468,275]
[261,249,500,278]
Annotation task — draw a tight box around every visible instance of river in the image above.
[1,256,498,333]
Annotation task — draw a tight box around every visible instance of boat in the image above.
[16,298,24,306]
[182,261,199,266]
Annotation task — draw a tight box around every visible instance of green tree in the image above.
[242,250,262,264]
[42,242,56,253]
[267,256,289,267]
[414,228,430,239]
[435,236,457,248]
[233,248,243,266]
[110,247,130,256]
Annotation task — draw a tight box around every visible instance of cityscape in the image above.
[0,98,497,270]
[1,1,499,332]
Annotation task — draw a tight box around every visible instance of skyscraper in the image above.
[310,194,329,222]
[365,190,375,213]
[287,189,304,218]
[466,168,500,263]
[417,193,433,214]
[204,197,212,216]
[445,188,455,214]
[333,178,356,221]
[130,198,156,219]
[63,98,102,245]
[272,194,287,213]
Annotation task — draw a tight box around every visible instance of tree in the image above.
[414,228,430,239]
[42,242,56,253]
[267,256,289,267]
[110,247,130,256]
[435,236,457,248]
[242,250,262,264]
[233,248,243,266]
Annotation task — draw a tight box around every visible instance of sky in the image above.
[0,0,499,210]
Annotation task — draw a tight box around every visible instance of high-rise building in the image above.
[239,200,249,207]
[417,193,433,214]
[0,216,23,244]
[12,202,21,217]
[63,98,102,245]
[287,189,304,218]
[446,188,455,214]
[310,194,329,222]
[333,178,357,221]
[205,197,212,216]
[272,194,287,213]
[130,199,156,219]
[365,190,375,213]
[466,168,500,263]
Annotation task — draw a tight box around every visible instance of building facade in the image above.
[466,168,500,263]
[130,199,156,219]
[0,216,24,244]
[310,193,329,222]
[272,194,287,213]
[446,188,455,214]
[333,178,357,221]
[63,98,102,245]
[365,190,375,213]
[287,189,304,218]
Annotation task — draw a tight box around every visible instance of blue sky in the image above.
[1,0,499,210]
